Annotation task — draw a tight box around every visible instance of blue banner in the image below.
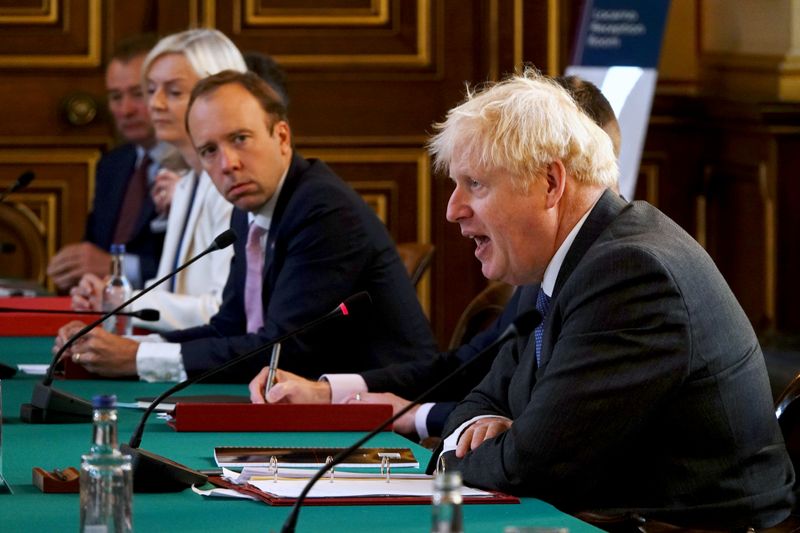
[573,0,671,68]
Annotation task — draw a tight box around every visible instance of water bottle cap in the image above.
[92,394,117,409]
[433,470,462,490]
[110,243,126,255]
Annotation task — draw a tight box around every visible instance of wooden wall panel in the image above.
[0,149,100,291]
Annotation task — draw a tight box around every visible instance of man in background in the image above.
[48,34,177,290]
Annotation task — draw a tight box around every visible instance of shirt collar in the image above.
[247,166,289,231]
[540,195,601,297]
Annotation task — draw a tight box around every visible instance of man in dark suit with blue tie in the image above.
[55,70,437,382]
[47,35,170,290]
[425,70,795,529]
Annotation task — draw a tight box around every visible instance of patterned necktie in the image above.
[244,221,268,333]
[112,153,151,244]
[534,286,551,367]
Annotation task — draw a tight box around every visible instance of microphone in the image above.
[0,171,35,202]
[0,307,160,321]
[121,292,371,493]
[19,229,237,424]
[279,309,542,533]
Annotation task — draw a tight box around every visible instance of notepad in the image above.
[214,446,419,469]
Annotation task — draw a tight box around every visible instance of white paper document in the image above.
[17,364,48,375]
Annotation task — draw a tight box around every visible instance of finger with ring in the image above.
[355,393,361,401]
[73,352,81,363]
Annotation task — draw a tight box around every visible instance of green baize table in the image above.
[0,336,601,532]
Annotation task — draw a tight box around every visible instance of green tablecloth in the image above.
[0,336,601,532]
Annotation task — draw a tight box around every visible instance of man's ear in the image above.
[272,120,292,154]
[544,160,566,209]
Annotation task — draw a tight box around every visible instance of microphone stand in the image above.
[20,230,237,424]
[280,309,542,533]
[121,292,372,493]
[0,171,35,262]
[0,307,161,321]
[0,170,34,203]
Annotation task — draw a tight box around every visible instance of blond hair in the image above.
[428,69,618,192]
[142,29,246,82]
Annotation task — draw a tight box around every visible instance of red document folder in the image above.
[0,296,152,338]
[206,475,520,506]
[0,296,83,336]
[168,403,394,432]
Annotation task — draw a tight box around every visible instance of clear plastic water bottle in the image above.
[431,471,463,533]
[103,244,133,335]
[80,394,133,533]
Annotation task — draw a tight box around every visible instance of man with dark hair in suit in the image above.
[55,70,437,382]
[425,70,794,528]
[47,34,176,290]
[248,75,623,441]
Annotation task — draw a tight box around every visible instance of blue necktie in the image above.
[534,287,551,367]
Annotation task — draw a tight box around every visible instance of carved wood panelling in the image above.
[0,0,101,68]
[212,0,432,70]
[0,149,100,291]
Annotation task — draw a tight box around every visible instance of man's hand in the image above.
[52,320,138,377]
[456,416,513,458]
[47,242,111,291]
[248,368,332,404]
[344,392,418,436]
[54,320,88,360]
[70,273,106,311]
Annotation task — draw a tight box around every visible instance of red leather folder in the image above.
[207,475,520,506]
[0,296,83,336]
[168,403,394,432]
[0,296,152,337]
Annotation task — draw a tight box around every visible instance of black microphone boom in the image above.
[122,292,371,493]
[279,309,542,533]
[0,307,160,321]
[19,229,237,424]
[0,171,35,202]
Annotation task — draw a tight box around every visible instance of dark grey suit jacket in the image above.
[438,190,795,528]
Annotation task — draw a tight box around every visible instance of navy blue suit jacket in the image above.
[163,153,437,381]
[85,143,163,286]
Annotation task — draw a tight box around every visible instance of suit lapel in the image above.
[537,189,627,370]
[553,189,627,297]
[177,173,209,263]
[262,154,308,281]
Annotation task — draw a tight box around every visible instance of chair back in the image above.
[776,373,800,472]
[448,281,514,350]
[396,242,435,287]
